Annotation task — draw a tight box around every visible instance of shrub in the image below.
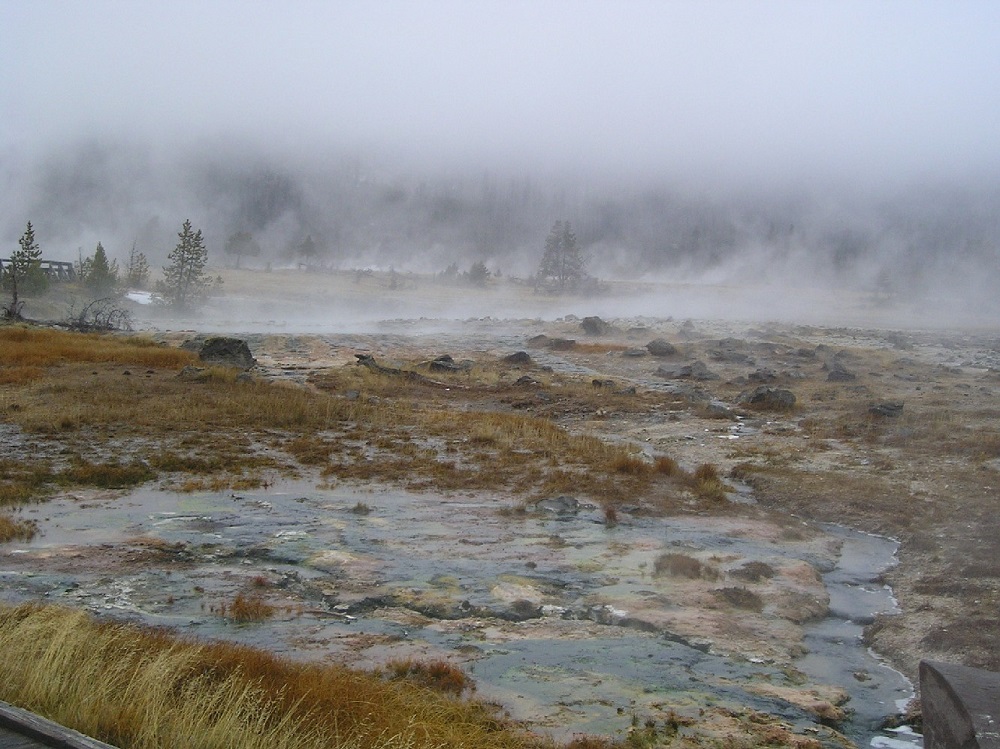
[384,658,471,695]
[653,552,718,580]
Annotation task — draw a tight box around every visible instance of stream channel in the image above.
[1,481,917,748]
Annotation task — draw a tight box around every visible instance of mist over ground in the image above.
[3,2,999,326]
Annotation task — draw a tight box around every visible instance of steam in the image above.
[2,2,999,328]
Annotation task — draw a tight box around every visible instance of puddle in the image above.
[2,483,916,746]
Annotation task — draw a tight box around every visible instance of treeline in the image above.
[5,140,1000,297]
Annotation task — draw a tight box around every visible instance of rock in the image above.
[533,496,590,516]
[826,362,857,382]
[869,401,904,418]
[198,337,256,370]
[526,334,549,348]
[178,364,206,380]
[622,348,648,357]
[581,316,612,335]
[748,367,779,383]
[546,338,576,350]
[655,360,719,381]
[738,385,797,410]
[708,338,752,363]
[646,338,677,357]
[429,355,463,373]
[502,351,532,366]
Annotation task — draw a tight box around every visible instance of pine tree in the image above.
[224,231,261,269]
[84,242,118,295]
[535,220,585,292]
[159,220,210,310]
[3,221,45,318]
[125,242,150,289]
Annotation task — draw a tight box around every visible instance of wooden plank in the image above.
[0,702,118,749]
[0,723,49,749]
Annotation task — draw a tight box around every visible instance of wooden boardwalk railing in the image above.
[0,702,117,749]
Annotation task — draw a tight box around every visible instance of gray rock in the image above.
[503,351,532,365]
[869,401,904,418]
[826,362,857,382]
[646,338,677,357]
[738,385,797,410]
[581,316,613,335]
[622,348,648,357]
[534,496,590,516]
[656,360,719,381]
[198,337,256,370]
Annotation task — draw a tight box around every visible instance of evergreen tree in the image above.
[224,230,261,269]
[3,221,45,318]
[158,220,211,310]
[83,242,118,295]
[467,260,490,287]
[535,220,585,292]
[125,242,150,288]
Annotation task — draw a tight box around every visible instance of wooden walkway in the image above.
[0,702,117,749]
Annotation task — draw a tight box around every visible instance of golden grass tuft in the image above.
[0,602,549,749]
[221,593,275,623]
[0,513,37,542]
[383,658,472,695]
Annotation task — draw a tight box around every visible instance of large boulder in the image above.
[198,337,256,369]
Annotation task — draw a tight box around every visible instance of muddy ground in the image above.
[236,312,1000,683]
[5,273,1000,746]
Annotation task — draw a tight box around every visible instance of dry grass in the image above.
[0,602,551,749]
[218,594,276,623]
[653,552,720,581]
[0,325,194,372]
[0,512,37,542]
[0,327,697,510]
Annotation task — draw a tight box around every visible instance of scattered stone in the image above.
[533,496,591,516]
[429,355,463,373]
[826,362,857,382]
[655,360,719,381]
[514,375,540,387]
[502,351,532,366]
[581,316,613,335]
[709,338,752,363]
[646,338,677,357]
[869,402,904,418]
[178,364,206,380]
[738,385,797,410]
[748,367,779,383]
[592,378,616,389]
[197,337,257,369]
[546,338,576,350]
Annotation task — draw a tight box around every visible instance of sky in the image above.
[3,1,1000,189]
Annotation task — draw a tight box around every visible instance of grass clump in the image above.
[653,552,719,581]
[0,513,37,542]
[0,602,548,749]
[220,594,275,623]
[57,460,156,489]
[383,658,472,695]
